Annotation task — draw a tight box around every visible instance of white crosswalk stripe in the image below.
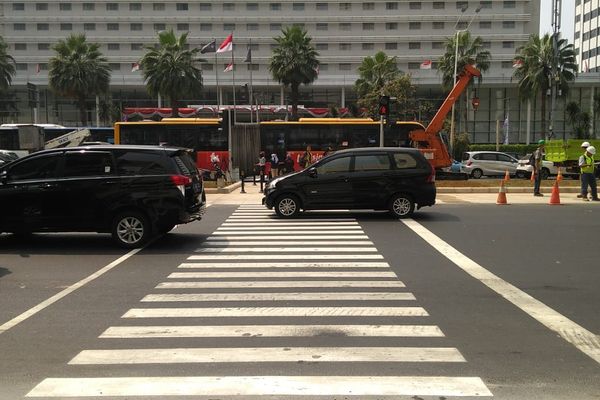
[26,206,493,398]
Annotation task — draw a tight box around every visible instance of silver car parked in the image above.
[461,151,519,179]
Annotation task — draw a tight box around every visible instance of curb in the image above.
[204,181,242,194]
[437,186,580,194]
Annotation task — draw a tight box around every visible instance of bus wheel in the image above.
[275,194,301,218]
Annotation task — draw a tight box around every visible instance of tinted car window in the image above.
[480,153,496,161]
[172,151,197,176]
[8,155,59,181]
[316,156,351,174]
[114,150,172,175]
[497,154,514,162]
[62,152,114,178]
[354,154,391,171]
[393,153,418,169]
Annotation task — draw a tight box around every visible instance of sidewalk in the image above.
[206,180,597,206]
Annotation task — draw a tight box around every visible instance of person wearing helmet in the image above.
[581,141,590,149]
[533,139,545,197]
[579,145,598,201]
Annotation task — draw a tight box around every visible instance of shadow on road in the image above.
[0,233,126,256]
[0,267,11,278]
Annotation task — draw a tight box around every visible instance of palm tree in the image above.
[269,25,319,120]
[513,33,577,137]
[49,34,111,125]
[354,51,400,97]
[0,36,16,92]
[141,29,204,118]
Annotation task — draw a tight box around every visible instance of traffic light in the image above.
[378,95,390,118]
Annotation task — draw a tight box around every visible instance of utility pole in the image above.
[549,0,562,140]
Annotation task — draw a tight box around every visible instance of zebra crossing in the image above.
[26,205,492,398]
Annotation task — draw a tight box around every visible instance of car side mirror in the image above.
[307,167,317,178]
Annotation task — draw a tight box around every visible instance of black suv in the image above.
[0,145,206,247]
[263,147,435,218]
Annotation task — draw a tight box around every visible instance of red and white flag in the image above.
[584,60,589,73]
[35,64,41,74]
[512,59,523,68]
[217,34,233,53]
[223,62,233,72]
[419,60,432,70]
[131,62,140,72]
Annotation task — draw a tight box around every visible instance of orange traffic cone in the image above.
[549,180,561,205]
[504,169,510,182]
[556,167,563,183]
[497,180,508,205]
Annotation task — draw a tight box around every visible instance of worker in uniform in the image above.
[579,145,599,201]
[532,139,545,197]
[577,141,590,198]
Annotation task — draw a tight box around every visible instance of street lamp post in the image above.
[449,5,482,159]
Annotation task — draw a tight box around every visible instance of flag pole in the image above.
[248,39,254,124]
[214,39,220,113]
[231,33,236,125]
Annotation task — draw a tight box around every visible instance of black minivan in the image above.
[0,145,206,247]
[263,147,435,218]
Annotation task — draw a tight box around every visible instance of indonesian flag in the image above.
[131,62,140,72]
[36,64,41,74]
[512,59,523,68]
[224,62,233,72]
[217,34,233,53]
[420,60,432,70]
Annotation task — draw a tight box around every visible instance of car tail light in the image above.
[170,175,191,196]
[427,163,436,183]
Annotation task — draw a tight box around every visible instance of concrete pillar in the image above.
[341,87,346,108]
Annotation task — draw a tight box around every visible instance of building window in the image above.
[270,23,282,31]
[433,22,444,29]
[340,23,351,31]
[130,3,142,11]
[433,2,445,9]
[82,3,94,10]
[109,63,121,71]
[130,23,142,31]
[200,23,212,31]
[107,23,119,31]
[363,2,375,10]
[362,43,374,50]
[14,23,26,31]
[36,3,48,11]
[293,3,305,11]
[15,43,27,51]
[154,23,166,31]
[316,43,328,50]
[178,23,189,31]
[223,3,235,11]
[503,1,516,8]
[386,22,398,30]
[408,62,420,70]
[409,2,421,9]
[456,21,468,29]
[84,23,96,31]
[37,23,49,31]
[409,22,421,30]
[270,3,281,10]
[319,64,328,71]
[316,2,328,10]
[247,23,259,31]
[106,3,118,11]
[60,23,72,31]
[13,3,25,11]
[176,3,188,11]
[386,2,398,10]
[247,3,258,10]
[60,3,72,11]
[432,41,444,49]
[502,41,514,48]
[456,1,468,9]
[575,15,581,23]
[479,21,492,29]
[339,2,352,10]
[108,43,120,50]
[16,64,28,71]
[574,31,580,40]
[131,43,143,50]
[501,61,512,69]
[339,63,352,71]
[316,23,328,31]
[38,43,50,51]
[339,43,352,51]
[39,63,49,71]
[224,23,235,31]
[480,1,492,8]
[199,3,211,10]
[409,42,421,49]
[363,23,374,30]
[482,41,491,49]
[202,64,213,71]
[248,64,259,71]
[249,43,259,50]
[503,21,516,29]
[385,42,397,50]
[153,3,165,11]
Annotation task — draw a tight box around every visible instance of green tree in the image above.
[49,34,111,125]
[357,74,416,119]
[0,36,16,92]
[354,51,400,98]
[269,25,319,120]
[566,101,591,139]
[513,33,577,137]
[141,29,204,118]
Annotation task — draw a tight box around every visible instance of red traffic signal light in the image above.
[378,105,388,116]
[378,96,390,116]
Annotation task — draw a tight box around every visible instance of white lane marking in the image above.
[211,231,365,235]
[69,347,465,364]
[217,226,362,230]
[195,247,377,253]
[403,219,600,365]
[207,235,369,240]
[27,376,492,397]
[168,271,396,279]
[226,218,357,222]
[157,281,405,289]
[222,222,359,226]
[0,248,142,335]
[202,240,375,246]
[122,306,427,318]
[188,254,384,260]
[100,324,444,338]
[140,292,414,302]
[177,262,390,268]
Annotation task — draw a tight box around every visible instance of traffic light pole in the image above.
[379,116,384,147]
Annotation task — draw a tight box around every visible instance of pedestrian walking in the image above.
[257,151,266,179]
[579,145,599,201]
[300,145,313,168]
[269,153,279,178]
[577,141,590,198]
[284,153,295,173]
[533,139,545,197]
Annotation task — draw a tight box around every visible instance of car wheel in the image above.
[275,194,301,218]
[516,170,526,179]
[111,210,152,248]
[540,168,550,180]
[389,194,415,218]
[471,169,483,179]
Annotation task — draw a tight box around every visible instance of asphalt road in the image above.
[0,203,598,399]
